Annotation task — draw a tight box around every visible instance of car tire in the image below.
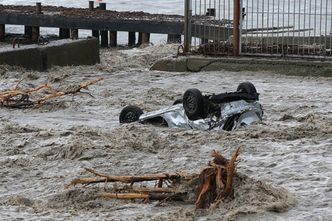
[119,105,143,124]
[173,99,183,105]
[237,82,257,95]
[183,88,205,121]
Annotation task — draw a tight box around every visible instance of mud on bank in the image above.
[0,44,331,220]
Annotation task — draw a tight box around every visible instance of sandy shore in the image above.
[0,44,331,220]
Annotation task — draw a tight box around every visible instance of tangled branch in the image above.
[0,78,103,108]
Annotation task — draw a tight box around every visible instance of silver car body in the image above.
[139,100,263,131]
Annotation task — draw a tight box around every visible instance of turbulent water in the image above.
[0,44,331,220]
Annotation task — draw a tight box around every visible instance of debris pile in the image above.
[65,148,240,209]
[0,78,102,108]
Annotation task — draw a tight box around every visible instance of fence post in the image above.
[233,0,240,56]
[184,0,192,53]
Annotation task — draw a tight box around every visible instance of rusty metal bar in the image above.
[184,0,192,53]
[233,0,240,56]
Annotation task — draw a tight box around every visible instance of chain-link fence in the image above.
[188,0,332,58]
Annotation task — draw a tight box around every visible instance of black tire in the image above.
[237,82,257,95]
[173,99,183,105]
[183,88,205,120]
[119,105,143,124]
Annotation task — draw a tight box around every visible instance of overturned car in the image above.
[119,82,263,131]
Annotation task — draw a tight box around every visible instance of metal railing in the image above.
[187,0,332,58]
[241,0,332,58]
[190,0,235,55]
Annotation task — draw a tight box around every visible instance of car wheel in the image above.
[237,82,257,95]
[173,99,183,105]
[183,88,205,120]
[119,105,143,124]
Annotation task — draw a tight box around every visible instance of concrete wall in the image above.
[151,56,332,77]
[0,38,100,71]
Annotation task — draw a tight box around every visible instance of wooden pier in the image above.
[0,2,232,47]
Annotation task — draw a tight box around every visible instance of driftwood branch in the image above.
[0,78,103,108]
[65,148,240,209]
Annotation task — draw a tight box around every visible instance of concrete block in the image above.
[40,38,100,69]
[0,47,44,71]
[0,38,100,71]
[150,57,187,72]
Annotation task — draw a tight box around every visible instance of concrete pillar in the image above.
[142,33,150,44]
[128,32,136,47]
[109,31,117,47]
[167,34,181,43]
[31,26,40,42]
[0,24,5,41]
[99,3,108,47]
[70,29,78,39]
[24,26,32,38]
[138,32,143,45]
[59,28,70,39]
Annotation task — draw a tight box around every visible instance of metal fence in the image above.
[191,0,235,55]
[188,0,332,58]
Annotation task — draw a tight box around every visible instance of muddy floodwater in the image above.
[0,44,331,220]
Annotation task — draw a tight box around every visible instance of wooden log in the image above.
[85,168,183,183]
[113,185,177,193]
[101,192,186,201]
[102,192,149,199]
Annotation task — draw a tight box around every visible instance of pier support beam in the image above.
[0,24,5,41]
[89,1,99,42]
[167,34,181,43]
[99,3,108,47]
[139,32,150,45]
[70,29,78,39]
[128,32,136,47]
[59,28,70,39]
[24,26,32,38]
[109,31,117,47]
[100,30,108,47]
[31,26,40,42]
